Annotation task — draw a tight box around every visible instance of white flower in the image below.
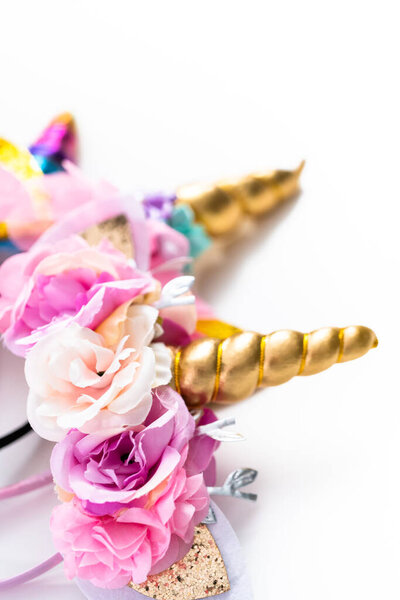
[26,305,171,441]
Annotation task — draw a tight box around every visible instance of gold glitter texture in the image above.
[129,524,230,599]
[80,214,134,259]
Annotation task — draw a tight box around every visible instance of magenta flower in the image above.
[51,500,172,588]
[50,386,215,515]
[50,386,215,587]
[0,235,157,356]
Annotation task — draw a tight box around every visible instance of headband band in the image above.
[0,422,32,449]
[0,554,63,591]
[0,470,52,501]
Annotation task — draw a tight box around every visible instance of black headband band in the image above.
[0,422,32,449]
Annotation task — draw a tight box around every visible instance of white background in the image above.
[0,1,399,598]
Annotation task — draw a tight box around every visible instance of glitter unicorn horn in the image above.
[170,325,378,408]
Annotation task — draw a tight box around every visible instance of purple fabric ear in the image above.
[75,501,253,599]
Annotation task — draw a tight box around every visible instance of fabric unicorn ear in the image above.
[29,112,78,173]
[76,501,253,600]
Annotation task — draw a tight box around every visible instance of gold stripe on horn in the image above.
[170,325,377,408]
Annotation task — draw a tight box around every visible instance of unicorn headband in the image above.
[0,114,377,598]
[0,238,257,596]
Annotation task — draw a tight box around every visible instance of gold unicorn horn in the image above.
[170,325,378,408]
[176,161,305,236]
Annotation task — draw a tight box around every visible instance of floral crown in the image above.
[0,114,377,598]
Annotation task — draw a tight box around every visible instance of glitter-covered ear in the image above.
[129,524,230,598]
[75,502,253,600]
[80,214,135,259]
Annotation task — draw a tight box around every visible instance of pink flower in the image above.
[147,219,190,282]
[185,407,220,487]
[0,166,36,223]
[50,500,171,588]
[0,161,126,248]
[50,387,196,513]
[149,467,210,574]
[0,166,48,250]
[0,235,158,356]
[38,162,118,222]
[49,388,215,587]
[51,466,209,588]
[0,160,151,270]
[26,311,171,441]
[36,163,151,271]
[50,387,216,510]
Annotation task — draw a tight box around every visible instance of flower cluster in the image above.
[50,387,218,588]
[0,235,158,356]
[0,188,218,588]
